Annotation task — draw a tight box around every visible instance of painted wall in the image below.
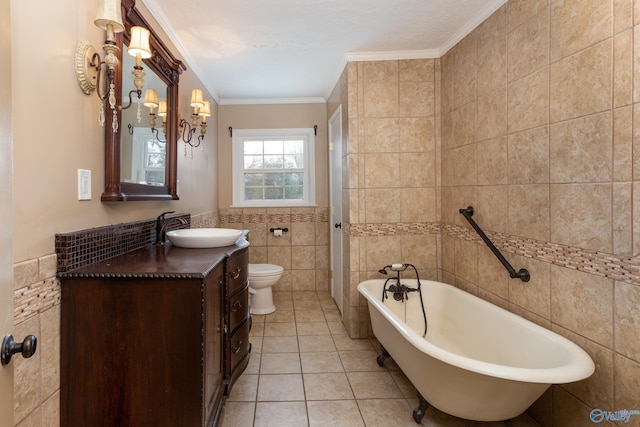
[9,0,218,424]
[217,103,328,209]
[11,0,218,263]
[217,103,330,292]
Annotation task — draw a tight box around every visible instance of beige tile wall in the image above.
[439,1,640,425]
[219,208,329,292]
[339,1,640,425]
[342,59,441,337]
[13,255,60,426]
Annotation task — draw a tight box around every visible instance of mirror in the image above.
[101,0,186,201]
[120,48,168,186]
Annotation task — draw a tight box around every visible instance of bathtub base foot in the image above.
[376,346,391,367]
[412,391,429,424]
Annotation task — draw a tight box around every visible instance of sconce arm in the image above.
[120,89,142,110]
[179,117,198,146]
[178,89,209,156]
[89,52,109,101]
[151,127,166,144]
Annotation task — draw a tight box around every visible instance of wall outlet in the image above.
[78,169,91,201]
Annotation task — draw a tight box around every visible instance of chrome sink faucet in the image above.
[155,211,187,245]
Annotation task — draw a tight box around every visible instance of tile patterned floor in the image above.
[221,290,539,427]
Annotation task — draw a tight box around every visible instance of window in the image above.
[232,128,316,207]
[131,128,166,186]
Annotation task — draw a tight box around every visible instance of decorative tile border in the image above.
[191,210,220,228]
[220,210,328,224]
[55,213,190,273]
[14,277,60,326]
[349,222,440,236]
[22,210,331,325]
[442,223,640,285]
[349,221,640,286]
[18,214,192,325]
[28,215,639,327]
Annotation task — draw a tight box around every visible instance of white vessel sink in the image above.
[166,228,243,248]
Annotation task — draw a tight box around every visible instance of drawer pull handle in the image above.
[232,341,243,354]
[231,268,242,280]
[232,300,242,312]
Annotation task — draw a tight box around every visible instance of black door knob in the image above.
[334,222,342,229]
[1,334,37,366]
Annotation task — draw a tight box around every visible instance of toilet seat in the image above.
[249,264,283,277]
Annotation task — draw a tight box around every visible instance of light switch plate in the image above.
[78,169,91,201]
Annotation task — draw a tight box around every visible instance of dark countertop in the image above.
[58,233,249,280]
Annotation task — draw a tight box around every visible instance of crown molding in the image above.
[141,0,221,104]
[344,49,440,62]
[218,97,327,105]
[142,0,508,104]
[439,0,507,55]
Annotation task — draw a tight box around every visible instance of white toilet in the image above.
[248,263,283,315]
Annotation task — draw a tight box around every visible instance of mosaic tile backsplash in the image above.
[55,213,190,273]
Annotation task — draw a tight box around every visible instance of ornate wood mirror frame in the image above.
[101,0,186,201]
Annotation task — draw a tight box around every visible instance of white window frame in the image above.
[231,128,316,207]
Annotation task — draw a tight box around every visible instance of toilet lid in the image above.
[249,263,284,276]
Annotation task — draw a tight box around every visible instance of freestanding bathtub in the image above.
[357,278,595,422]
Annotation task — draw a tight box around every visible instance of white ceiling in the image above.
[141,0,506,104]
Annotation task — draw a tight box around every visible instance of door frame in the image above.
[0,0,15,420]
[328,105,343,314]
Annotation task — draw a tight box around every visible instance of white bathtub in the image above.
[357,278,595,422]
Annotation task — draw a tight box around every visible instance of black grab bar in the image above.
[459,206,530,282]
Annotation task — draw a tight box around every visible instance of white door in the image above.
[0,0,15,419]
[328,106,343,313]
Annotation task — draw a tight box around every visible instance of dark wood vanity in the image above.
[58,235,250,427]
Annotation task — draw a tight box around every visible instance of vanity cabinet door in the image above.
[59,238,249,427]
[228,286,249,334]
[226,285,250,376]
[228,316,251,372]
[204,263,225,426]
[61,277,204,426]
[225,247,248,296]
[223,247,251,395]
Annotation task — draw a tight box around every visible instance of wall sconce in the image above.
[128,26,151,93]
[179,89,211,158]
[143,89,166,145]
[158,100,168,131]
[74,0,152,132]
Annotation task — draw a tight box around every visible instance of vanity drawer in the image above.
[228,319,250,372]
[226,248,248,295]
[228,286,249,334]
